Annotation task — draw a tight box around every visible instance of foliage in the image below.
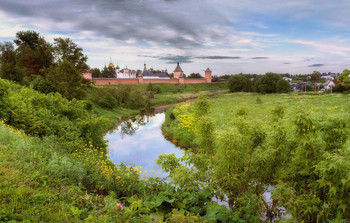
[47,60,88,100]
[227,74,248,92]
[14,30,54,77]
[187,73,203,78]
[333,84,350,93]
[0,78,107,150]
[31,75,56,94]
[276,79,291,93]
[0,41,24,82]
[337,69,350,85]
[310,71,321,85]
[101,65,116,78]
[254,72,284,93]
[162,93,350,221]
[52,37,88,73]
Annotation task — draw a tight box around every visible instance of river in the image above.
[105,109,290,220]
[105,109,184,178]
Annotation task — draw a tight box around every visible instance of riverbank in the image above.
[0,79,236,222]
[160,93,350,221]
[92,83,228,128]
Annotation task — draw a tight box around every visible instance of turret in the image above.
[205,68,212,83]
[173,62,184,79]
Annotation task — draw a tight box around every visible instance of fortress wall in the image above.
[93,78,139,85]
[183,78,207,84]
[143,79,179,84]
[92,78,210,85]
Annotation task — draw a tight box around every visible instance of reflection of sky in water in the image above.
[106,113,184,178]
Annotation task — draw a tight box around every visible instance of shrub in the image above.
[276,79,290,93]
[47,153,85,184]
[227,75,248,92]
[0,79,108,150]
[31,75,56,94]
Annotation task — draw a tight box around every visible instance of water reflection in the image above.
[106,109,183,178]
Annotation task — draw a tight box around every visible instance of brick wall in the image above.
[92,77,210,85]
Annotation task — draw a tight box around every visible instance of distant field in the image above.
[95,82,227,93]
[163,92,350,148]
[161,92,350,221]
[209,93,349,130]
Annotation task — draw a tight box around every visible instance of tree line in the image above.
[0,30,90,99]
[227,72,291,93]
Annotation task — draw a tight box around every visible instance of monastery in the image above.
[83,62,212,85]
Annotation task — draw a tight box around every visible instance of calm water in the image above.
[105,110,289,219]
[105,111,184,178]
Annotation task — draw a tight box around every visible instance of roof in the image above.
[141,70,169,78]
[205,68,211,72]
[173,62,183,72]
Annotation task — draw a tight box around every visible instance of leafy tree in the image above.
[227,74,248,92]
[0,42,24,82]
[254,72,283,93]
[14,30,53,77]
[47,60,86,100]
[187,73,203,78]
[91,68,101,78]
[31,75,56,94]
[337,69,350,85]
[310,71,321,88]
[53,38,88,73]
[101,66,115,78]
[276,79,290,93]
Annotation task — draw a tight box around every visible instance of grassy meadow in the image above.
[163,93,350,148]
[161,92,350,221]
[0,79,234,222]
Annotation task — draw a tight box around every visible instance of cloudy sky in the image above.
[1,0,350,75]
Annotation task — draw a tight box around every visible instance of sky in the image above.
[1,0,350,75]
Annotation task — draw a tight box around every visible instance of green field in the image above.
[161,93,350,221]
[85,82,227,124]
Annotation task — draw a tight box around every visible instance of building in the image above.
[116,67,136,79]
[141,64,170,79]
[282,77,292,82]
[173,62,184,79]
[323,79,339,91]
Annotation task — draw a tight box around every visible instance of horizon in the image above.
[1,0,350,75]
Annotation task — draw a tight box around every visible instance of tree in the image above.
[276,79,291,93]
[47,60,86,100]
[101,66,115,78]
[91,68,101,78]
[14,30,53,77]
[53,38,88,73]
[0,42,24,82]
[227,75,248,92]
[337,69,350,85]
[254,72,283,93]
[310,71,321,88]
[187,73,203,78]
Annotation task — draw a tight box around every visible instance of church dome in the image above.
[109,62,115,68]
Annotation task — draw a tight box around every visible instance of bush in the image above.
[276,79,290,93]
[227,75,247,92]
[47,153,85,184]
[31,75,56,94]
[254,72,284,93]
[0,79,108,150]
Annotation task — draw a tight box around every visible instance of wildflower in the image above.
[114,203,124,210]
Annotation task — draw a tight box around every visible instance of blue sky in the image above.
[1,0,350,75]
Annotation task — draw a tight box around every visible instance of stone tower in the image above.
[205,68,212,83]
[173,62,184,79]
